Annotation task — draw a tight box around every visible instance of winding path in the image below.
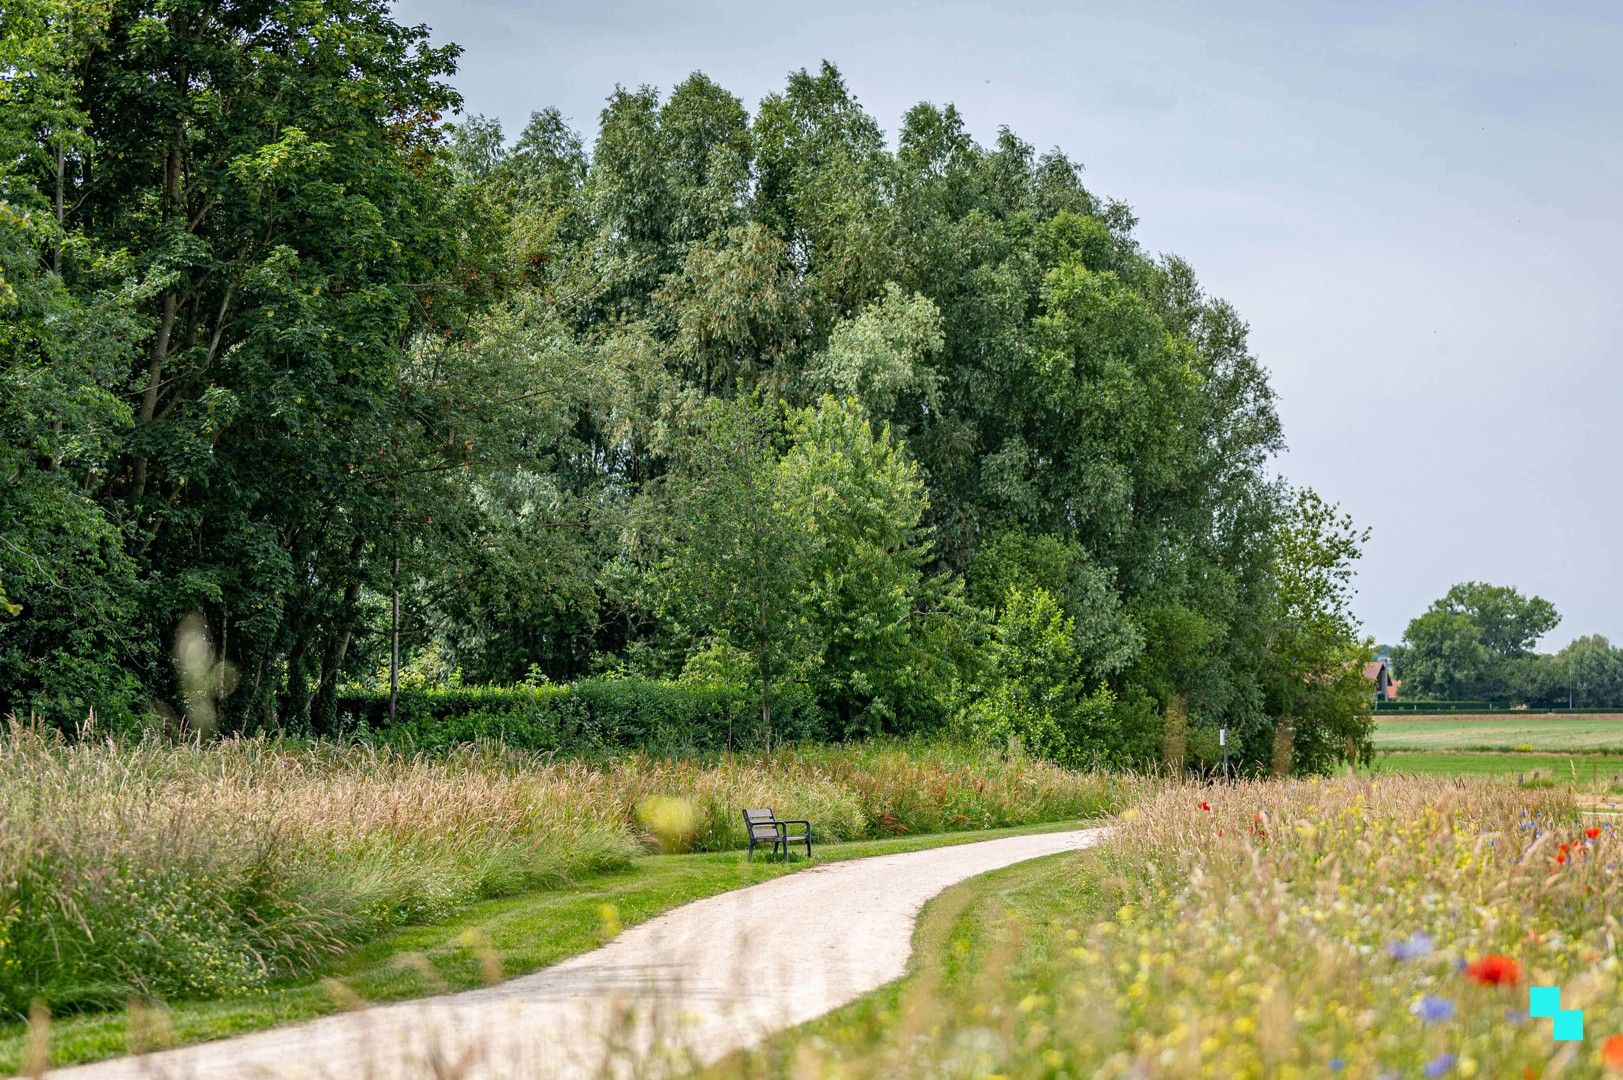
[51,827,1107,1079]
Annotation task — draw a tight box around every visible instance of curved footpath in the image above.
[51,827,1108,1079]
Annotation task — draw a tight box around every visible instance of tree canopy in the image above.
[1394,583,1623,707]
[1,9,1371,772]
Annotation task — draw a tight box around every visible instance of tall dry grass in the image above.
[0,727,1124,1019]
[750,774,1623,1078]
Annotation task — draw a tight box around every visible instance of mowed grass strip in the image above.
[1374,750,1623,783]
[1375,714,1623,752]
[0,820,1095,1073]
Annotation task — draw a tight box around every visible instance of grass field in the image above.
[725,776,1623,1078]
[1373,714,1623,784]
[1372,750,1623,782]
[1375,714,1623,752]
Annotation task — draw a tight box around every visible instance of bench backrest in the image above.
[743,807,778,841]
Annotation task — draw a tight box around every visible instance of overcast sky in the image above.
[396,0,1623,648]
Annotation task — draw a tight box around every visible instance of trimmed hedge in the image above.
[333,678,828,754]
[1374,700,1623,716]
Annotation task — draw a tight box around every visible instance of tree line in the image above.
[1392,582,1623,707]
[0,0,1373,773]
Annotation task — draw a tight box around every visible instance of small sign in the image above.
[1219,727,1227,747]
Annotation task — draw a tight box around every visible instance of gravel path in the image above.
[50,827,1107,1079]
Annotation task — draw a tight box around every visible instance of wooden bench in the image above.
[742,807,813,862]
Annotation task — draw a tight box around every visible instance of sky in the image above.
[395,0,1623,648]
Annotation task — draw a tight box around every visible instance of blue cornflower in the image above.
[1388,932,1434,960]
[1412,995,1456,1023]
[1329,1059,1345,1072]
[1424,1052,1457,1077]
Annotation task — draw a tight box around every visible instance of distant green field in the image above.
[1374,713,1623,752]
[1371,750,1623,780]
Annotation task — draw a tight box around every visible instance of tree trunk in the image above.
[389,557,401,725]
[1161,690,1189,774]
[51,139,64,273]
[47,139,66,460]
[759,658,773,753]
[1271,717,1296,777]
[131,142,182,498]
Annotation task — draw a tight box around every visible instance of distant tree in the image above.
[1431,582,1560,659]
[1505,653,1567,709]
[1558,635,1623,708]
[1400,582,1561,702]
[1399,611,1493,700]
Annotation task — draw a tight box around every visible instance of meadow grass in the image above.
[0,820,1096,1073]
[727,775,1623,1078]
[1375,714,1623,753]
[0,725,1127,1034]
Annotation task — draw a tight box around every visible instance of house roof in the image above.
[1362,660,1387,682]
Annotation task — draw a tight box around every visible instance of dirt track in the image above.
[50,827,1108,1079]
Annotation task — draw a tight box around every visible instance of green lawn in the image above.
[1374,713,1623,752]
[0,819,1094,1074]
[1372,749,1623,782]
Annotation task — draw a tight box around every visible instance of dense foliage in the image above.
[1393,582,1623,707]
[0,3,1370,772]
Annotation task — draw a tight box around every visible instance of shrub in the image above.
[333,677,827,753]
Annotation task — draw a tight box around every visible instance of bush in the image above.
[960,587,1159,768]
[333,677,827,753]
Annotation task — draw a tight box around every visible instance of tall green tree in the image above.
[656,397,814,742]
[1260,488,1373,775]
[778,396,954,736]
[1398,582,1561,702]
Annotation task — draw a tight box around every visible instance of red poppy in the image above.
[1604,1034,1623,1073]
[1588,826,1602,839]
[1557,853,1567,865]
[1560,843,1570,852]
[1198,802,1211,811]
[1464,954,1522,987]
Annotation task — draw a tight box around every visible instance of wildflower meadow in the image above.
[738,775,1623,1078]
